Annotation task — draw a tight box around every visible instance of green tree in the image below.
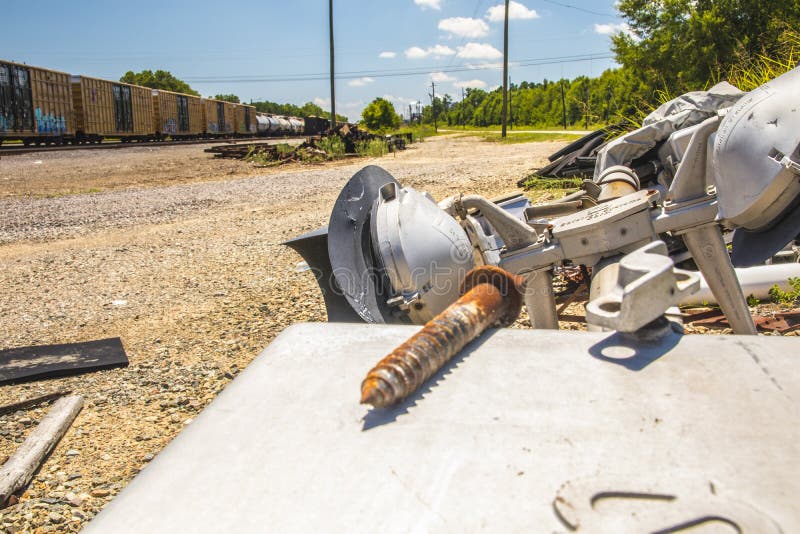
[612,0,800,92]
[361,97,401,131]
[213,93,240,103]
[119,70,199,96]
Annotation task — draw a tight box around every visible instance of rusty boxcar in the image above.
[152,89,204,139]
[203,99,237,136]
[0,60,74,145]
[233,104,257,135]
[71,76,153,142]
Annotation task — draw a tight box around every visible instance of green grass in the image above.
[438,124,605,132]
[388,124,442,143]
[317,135,346,159]
[354,138,389,157]
[473,131,584,144]
[520,176,583,191]
[769,277,800,304]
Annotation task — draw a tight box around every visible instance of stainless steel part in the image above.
[84,323,800,533]
[596,165,640,201]
[681,225,758,334]
[522,268,559,329]
[714,66,800,230]
[585,241,699,333]
[440,194,539,252]
[372,182,475,322]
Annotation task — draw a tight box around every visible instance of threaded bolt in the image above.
[360,266,523,408]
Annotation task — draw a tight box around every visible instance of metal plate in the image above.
[0,337,128,385]
[328,166,404,323]
[86,324,798,533]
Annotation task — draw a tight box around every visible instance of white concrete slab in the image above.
[85,323,799,532]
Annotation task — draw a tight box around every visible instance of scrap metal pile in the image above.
[288,66,800,406]
[205,123,411,162]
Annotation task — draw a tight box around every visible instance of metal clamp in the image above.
[585,241,699,332]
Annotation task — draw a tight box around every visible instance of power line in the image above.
[539,0,617,18]
[184,52,613,83]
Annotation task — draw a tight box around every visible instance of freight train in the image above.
[0,59,327,146]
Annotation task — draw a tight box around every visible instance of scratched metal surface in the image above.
[85,323,799,533]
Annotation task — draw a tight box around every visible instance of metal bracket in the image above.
[585,241,699,332]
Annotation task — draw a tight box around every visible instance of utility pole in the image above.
[501,0,509,138]
[461,87,465,129]
[508,75,513,131]
[560,80,567,130]
[408,104,412,125]
[329,0,336,128]
[428,81,437,132]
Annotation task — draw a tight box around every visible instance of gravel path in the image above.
[0,135,562,532]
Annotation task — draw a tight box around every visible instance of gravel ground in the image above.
[0,135,566,532]
[1,134,793,532]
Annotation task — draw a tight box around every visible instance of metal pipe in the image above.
[361,266,523,408]
[523,268,559,329]
[680,262,800,306]
[587,255,621,332]
[682,224,757,335]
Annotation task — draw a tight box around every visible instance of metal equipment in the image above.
[291,66,800,337]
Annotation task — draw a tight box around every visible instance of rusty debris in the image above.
[685,309,800,333]
[360,266,523,408]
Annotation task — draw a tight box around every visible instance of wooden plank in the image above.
[0,396,83,505]
[0,390,71,417]
[0,337,128,385]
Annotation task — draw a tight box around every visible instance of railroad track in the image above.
[0,137,296,156]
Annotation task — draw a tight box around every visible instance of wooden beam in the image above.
[0,395,83,505]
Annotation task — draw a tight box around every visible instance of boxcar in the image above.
[71,76,153,141]
[0,60,74,145]
[303,115,330,136]
[239,104,257,135]
[152,89,204,139]
[204,99,236,136]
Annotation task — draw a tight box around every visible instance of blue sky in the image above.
[2,0,628,121]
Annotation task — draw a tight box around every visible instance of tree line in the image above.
[411,0,799,130]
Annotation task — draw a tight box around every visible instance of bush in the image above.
[355,139,388,158]
[317,135,346,159]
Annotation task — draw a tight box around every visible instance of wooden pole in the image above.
[560,81,567,130]
[0,396,83,505]
[501,0,509,138]
[329,0,336,128]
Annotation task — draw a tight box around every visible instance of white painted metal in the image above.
[86,323,799,533]
[680,262,800,306]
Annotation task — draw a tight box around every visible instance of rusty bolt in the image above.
[360,266,523,408]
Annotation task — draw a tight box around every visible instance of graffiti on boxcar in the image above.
[225,121,232,132]
[163,118,177,135]
[208,122,219,134]
[34,108,67,134]
[0,114,8,132]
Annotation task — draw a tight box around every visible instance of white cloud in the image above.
[404,44,456,59]
[313,97,364,120]
[438,17,489,38]
[486,1,539,22]
[466,61,505,70]
[430,71,456,83]
[378,51,397,59]
[454,79,488,89]
[414,0,441,10]
[382,94,418,115]
[405,46,428,59]
[594,22,634,37]
[348,77,375,87]
[456,42,502,59]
